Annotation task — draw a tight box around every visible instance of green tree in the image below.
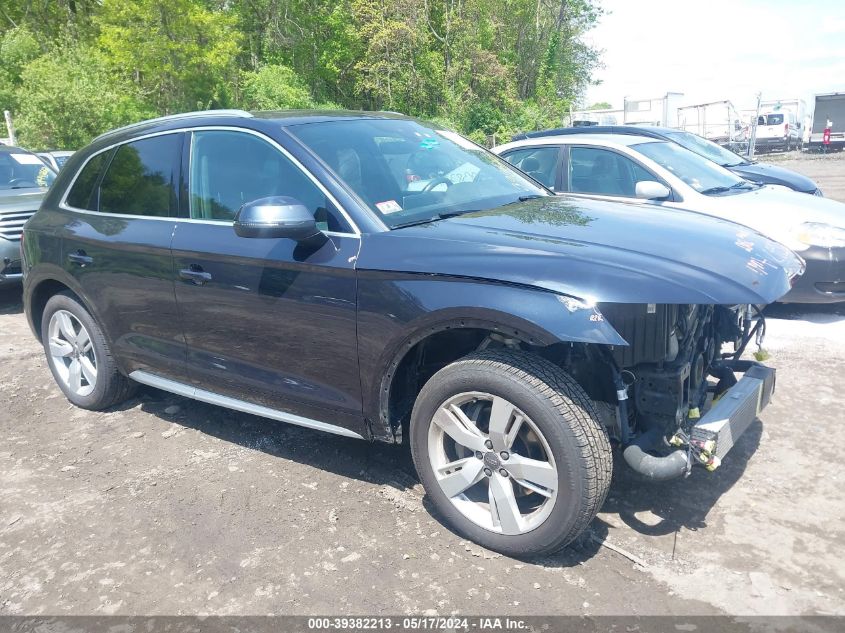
[96,0,242,113]
[14,45,153,149]
[0,26,40,112]
[241,64,316,110]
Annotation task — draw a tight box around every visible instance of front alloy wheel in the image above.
[411,349,612,557]
[428,392,557,535]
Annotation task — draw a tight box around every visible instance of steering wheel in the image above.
[422,176,452,192]
[7,178,38,188]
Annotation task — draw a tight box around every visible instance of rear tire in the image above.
[41,291,136,410]
[410,349,612,556]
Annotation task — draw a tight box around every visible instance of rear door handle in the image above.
[68,250,93,266]
[179,264,212,285]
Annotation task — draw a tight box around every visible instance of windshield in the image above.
[288,119,547,227]
[664,130,747,167]
[0,151,56,190]
[632,141,746,194]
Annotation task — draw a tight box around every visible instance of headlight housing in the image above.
[794,222,845,248]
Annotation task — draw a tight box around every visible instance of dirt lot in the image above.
[1,156,844,619]
[762,149,845,201]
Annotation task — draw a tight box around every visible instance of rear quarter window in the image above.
[66,152,109,210]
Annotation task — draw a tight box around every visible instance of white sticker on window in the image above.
[10,153,44,165]
[376,200,403,214]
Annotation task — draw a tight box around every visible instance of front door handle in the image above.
[179,264,212,285]
[68,250,94,266]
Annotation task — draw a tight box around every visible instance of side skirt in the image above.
[129,370,366,440]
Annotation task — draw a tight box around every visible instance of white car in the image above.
[35,150,74,171]
[493,133,845,303]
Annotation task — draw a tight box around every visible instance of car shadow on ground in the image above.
[125,382,763,568]
[765,301,845,323]
[131,386,420,489]
[0,286,23,315]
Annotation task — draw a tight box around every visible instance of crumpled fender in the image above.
[355,273,627,440]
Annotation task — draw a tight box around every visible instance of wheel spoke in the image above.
[49,337,74,358]
[68,359,82,393]
[79,356,97,386]
[488,396,520,452]
[76,327,91,353]
[436,457,485,498]
[56,312,76,341]
[488,473,524,535]
[433,404,487,452]
[506,454,557,495]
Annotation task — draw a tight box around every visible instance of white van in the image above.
[754,110,800,152]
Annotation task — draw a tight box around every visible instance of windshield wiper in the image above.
[390,209,480,229]
[699,185,732,195]
[517,194,544,202]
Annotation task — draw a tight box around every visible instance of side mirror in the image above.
[635,180,671,200]
[233,196,320,240]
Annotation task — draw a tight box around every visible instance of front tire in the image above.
[410,349,612,556]
[41,291,136,410]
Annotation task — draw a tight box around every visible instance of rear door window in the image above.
[99,134,181,217]
[766,113,784,125]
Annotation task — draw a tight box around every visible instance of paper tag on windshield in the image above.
[376,200,402,214]
[10,153,45,165]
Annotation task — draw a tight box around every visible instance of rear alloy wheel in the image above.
[48,309,98,398]
[410,350,612,556]
[41,291,136,410]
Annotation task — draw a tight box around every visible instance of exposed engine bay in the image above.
[566,302,772,480]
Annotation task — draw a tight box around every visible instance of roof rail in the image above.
[93,109,254,142]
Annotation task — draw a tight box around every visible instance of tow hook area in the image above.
[623,362,776,481]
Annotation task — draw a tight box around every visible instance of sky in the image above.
[583,0,845,113]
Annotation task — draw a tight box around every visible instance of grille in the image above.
[0,210,35,241]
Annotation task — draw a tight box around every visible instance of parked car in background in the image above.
[1,146,56,287]
[22,110,801,556]
[511,126,821,195]
[37,150,75,171]
[494,132,844,303]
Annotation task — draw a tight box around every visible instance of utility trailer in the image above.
[676,100,746,152]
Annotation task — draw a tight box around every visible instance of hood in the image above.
[703,185,845,251]
[358,196,804,305]
[0,189,46,214]
[729,162,817,193]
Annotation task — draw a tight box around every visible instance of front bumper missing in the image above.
[691,362,775,463]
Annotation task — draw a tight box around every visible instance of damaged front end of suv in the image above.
[359,196,804,484]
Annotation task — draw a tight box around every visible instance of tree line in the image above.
[0,0,603,150]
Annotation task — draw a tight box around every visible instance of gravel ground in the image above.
[1,156,844,618]
[759,149,845,201]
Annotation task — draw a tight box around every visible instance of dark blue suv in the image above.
[22,110,801,556]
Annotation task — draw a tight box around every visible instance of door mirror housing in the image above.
[233,196,320,240]
[635,181,671,200]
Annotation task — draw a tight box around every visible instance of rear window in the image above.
[766,113,784,125]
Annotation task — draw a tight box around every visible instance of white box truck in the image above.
[807,92,845,151]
